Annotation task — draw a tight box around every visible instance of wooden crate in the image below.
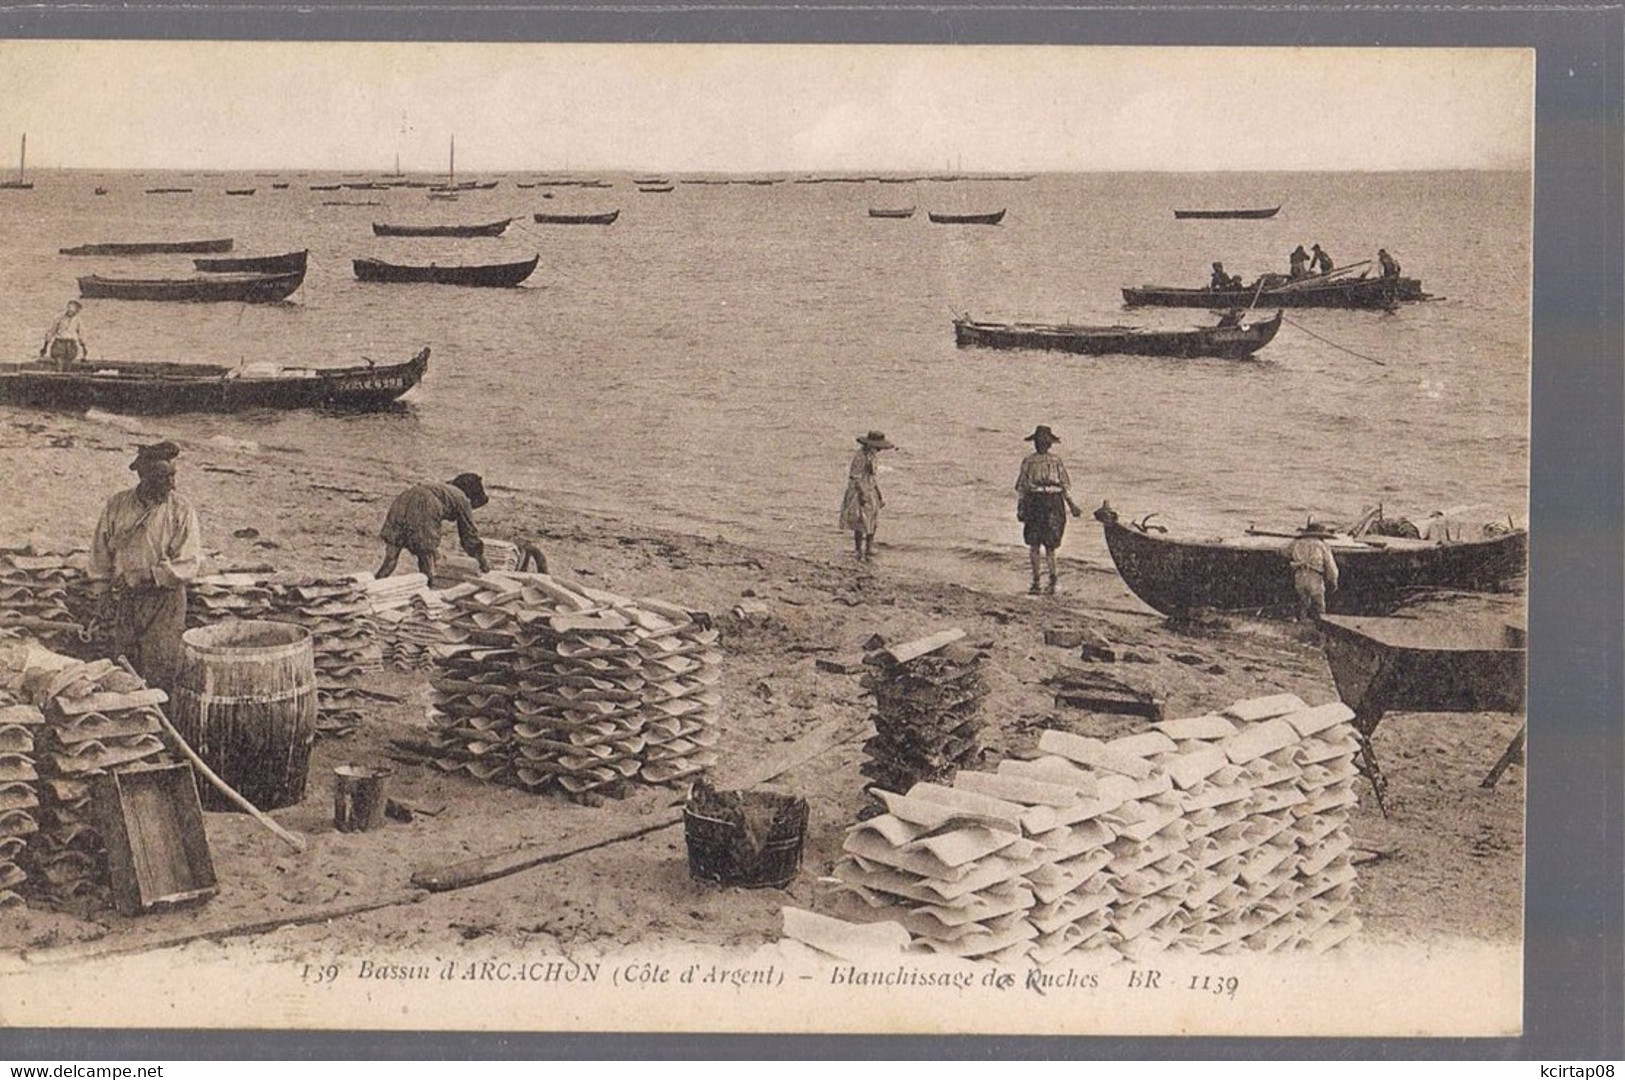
[92,762,218,915]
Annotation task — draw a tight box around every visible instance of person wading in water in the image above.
[1014,425,1083,595]
[838,430,896,562]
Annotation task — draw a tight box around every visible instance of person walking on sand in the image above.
[88,441,201,692]
[1015,425,1083,595]
[1286,521,1340,620]
[375,473,491,586]
[839,431,896,562]
[40,300,88,368]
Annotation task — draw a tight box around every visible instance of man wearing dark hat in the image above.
[1286,521,1340,620]
[1309,243,1334,277]
[88,441,201,690]
[1288,244,1312,280]
[375,474,490,586]
[1015,425,1083,595]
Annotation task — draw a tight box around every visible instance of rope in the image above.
[1281,315,1388,367]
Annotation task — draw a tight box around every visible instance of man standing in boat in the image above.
[1015,425,1083,596]
[40,300,88,368]
[1209,262,1243,291]
[375,473,491,586]
[1288,245,1312,280]
[1309,243,1334,277]
[1286,521,1340,621]
[1378,248,1403,278]
[88,441,201,691]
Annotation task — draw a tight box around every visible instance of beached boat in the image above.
[352,254,538,288]
[532,210,619,225]
[371,218,511,238]
[953,310,1281,359]
[868,207,916,219]
[927,209,1005,225]
[77,269,305,303]
[1318,611,1525,726]
[1095,509,1527,618]
[0,348,428,415]
[225,188,256,196]
[144,187,193,195]
[637,185,674,194]
[1,134,33,190]
[194,250,308,275]
[1123,273,1403,311]
[61,239,233,257]
[1173,205,1281,220]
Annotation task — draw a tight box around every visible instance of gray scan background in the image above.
[0,0,1619,1062]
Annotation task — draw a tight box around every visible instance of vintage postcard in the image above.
[0,41,1530,1036]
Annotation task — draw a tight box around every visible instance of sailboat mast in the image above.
[18,134,25,182]
[449,135,455,186]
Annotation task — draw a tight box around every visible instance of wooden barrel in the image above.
[169,620,318,812]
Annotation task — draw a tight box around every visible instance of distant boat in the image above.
[0,134,33,190]
[0,348,429,415]
[631,177,667,186]
[194,250,308,275]
[1122,273,1403,311]
[952,310,1283,360]
[225,188,256,196]
[426,191,459,202]
[637,185,674,194]
[145,187,194,195]
[93,187,109,196]
[78,269,305,303]
[927,209,1005,225]
[352,254,539,288]
[309,184,342,191]
[61,238,234,257]
[516,182,538,189]
[867,206,915,219]
[1173,205,1281,220]
[533,210,619,225]
[271,182,290,190]
[325,200,383,207]
[372,218,512,238]
[345,181,388,191]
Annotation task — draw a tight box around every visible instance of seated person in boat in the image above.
[1215,309,1244,328]
[1015,425,1083,596]
[1209,262,1244,291]
[1288,245,1312,280]
[1378,248,1403,278]
[40,300,88,368]
[375,473,491,585]
[1310,243,1334,276]
[1286,521,1339,620]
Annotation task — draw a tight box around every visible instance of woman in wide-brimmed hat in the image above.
[1286,520,1340,620]
[838,430,896,562]
[1015,425,1084,595]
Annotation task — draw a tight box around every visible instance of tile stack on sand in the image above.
[0,691,45,908]
[188,573,277,627]
[833,782,1048,960]
[0,550,92,656]
[858,630,988,798]
[270,577,380,738]
[833,694,1363,963]
[436,539,522,585]
[629,599,722,786]
[424,579,525,786]
[22,659,171,908]
[366,574,446,671]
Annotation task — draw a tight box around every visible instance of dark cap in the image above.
[129,441,180,471]
[449,472,489,510]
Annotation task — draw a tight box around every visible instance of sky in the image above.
[0,42,1532,173]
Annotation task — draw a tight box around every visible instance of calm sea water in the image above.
[0,170,1530,593]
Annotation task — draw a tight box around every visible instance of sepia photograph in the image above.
[0,40,1535,1037]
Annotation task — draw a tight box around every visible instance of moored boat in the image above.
[194,250,309,275]
[371,218,511,238]
[1123,274,1403,311]
[927,209,1005,225]
[61,238,234,257]
[1095,507,1527,618]
[352,254,538,288]
[953,310,1281,359]
[532,210,619,225]
[0,348,429,415]
[1173,205,1281,220]
[868,206,916,219]
[77,269,305,303]
[225,188,256,196]
[637,185,674,194]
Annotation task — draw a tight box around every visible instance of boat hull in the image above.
[1098,516,1527,618]
[0,349,429,415]
[194,250,309,275]
[868,208,916,219]
[371,218,511,238]
[532,211,619,225]
[1123,278,1401,310]
[1318,613,1525,723]
[954,311,1280,359]
[927,210,1005,225]
[77,269,304,303]
[352,255,538,287]
[1173,206,1281,220]
[60,239,234,257]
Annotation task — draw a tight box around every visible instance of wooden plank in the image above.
[879,629,965,667]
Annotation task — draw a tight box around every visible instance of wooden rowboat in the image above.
[78,269,304,303]
[927,209,1005,225]
[1096,509,1527,618]
[371,218,511,238]
[0,348,429,415]
[868,207,916,219]
[194,250,308,275]
[1173,205,1281,220]
[532,210,619,225]
[60,238,234,257]
[1123,275,1402,311]
[352,254,538,288]
[954,310,1281,359]
[1319,611,1525,727]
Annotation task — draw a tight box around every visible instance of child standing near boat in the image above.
[40,301,88,368]
[1287,521,1340,619]
[1015,425,1084,595]
[839,431,895,562]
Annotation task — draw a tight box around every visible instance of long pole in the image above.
[18,133,25,183]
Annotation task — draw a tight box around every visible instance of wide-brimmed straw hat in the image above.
[129,441,180,472]
[1297,521,1335,537]
[449,472,489,510]
[856,431,896,450]
[1024,425,1060,445]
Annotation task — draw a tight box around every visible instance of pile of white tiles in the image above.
[366,574,449,672]
[834,694,1361,962]
[628,599,722,786]
[0,550,93,656]
[424,579,529,787]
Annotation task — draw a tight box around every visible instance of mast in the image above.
[17,134,24,183]
[449,135,455,186]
